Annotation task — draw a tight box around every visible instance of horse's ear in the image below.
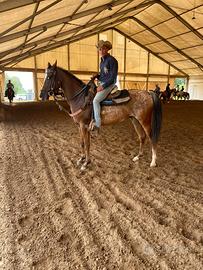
[53,60,57,67]
[48,62,51,68]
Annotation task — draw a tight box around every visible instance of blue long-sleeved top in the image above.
[98,54,118,89]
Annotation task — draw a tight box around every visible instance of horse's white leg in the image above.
[150,143,157,167]
[133,136,144,162]
[130,117,146,162]
[136,118,157,168]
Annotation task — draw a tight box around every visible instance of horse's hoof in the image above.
[77,160,81,166]
[133,156,139,162]
[80,165,87,171]
[150,162,157,167]
[80,161,91,171]
[80,163,88,171]
[77,157,85,166]
[88,119,95,131]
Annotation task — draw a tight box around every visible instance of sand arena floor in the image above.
[0,100,202,270]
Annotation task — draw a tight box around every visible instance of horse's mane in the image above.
[58,66,85,86]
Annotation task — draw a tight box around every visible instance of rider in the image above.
[5,80,15,97]
[154,84,161,96]
[165,83,171,99]
[91,40,118,132]
[181,86,184,91]
[176,84,180,91]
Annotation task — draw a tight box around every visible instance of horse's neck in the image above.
[59,69,83,100]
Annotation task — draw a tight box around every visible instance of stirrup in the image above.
[88,120,100,134]
[88,119,95,131]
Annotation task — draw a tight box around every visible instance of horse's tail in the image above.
[150,91,162,144]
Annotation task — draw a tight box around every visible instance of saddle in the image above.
[5,88,15,98]
[101,88,131,106]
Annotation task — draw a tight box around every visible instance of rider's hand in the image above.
[91,73,98,80]
[97,85,104,92]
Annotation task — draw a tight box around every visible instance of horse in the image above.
[40,61,162,170]
[172,89,178,100]
[160,88,176,103]
[183,92,190,100]
[176,91,190,100]
[5,87,15,103]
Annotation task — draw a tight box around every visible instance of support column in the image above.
[0,72,3,102]
[67,44,70,71]
[146,52,150,90]
[1,71,5,102]
[167,65,170,84]
[34,56,38,101]
[185,76,189,91]
[123,37,126,89]
[97,33,100,73]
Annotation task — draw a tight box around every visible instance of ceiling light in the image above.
[108,4,113,11]
[43,26,47,32]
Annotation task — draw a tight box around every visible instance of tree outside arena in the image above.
[174,78,186,89]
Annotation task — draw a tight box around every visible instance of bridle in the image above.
[43,66,96,118]
[45,67,61,97]
[45,66,97,98]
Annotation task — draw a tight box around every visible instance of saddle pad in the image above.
[101,89,131,106]
[101,100,114,106]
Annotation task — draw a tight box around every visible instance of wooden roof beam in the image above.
[130,17,203,71]
[158,0,203,41]
[0,19,127,66]
[113,27,188,76]
[0,0,155,43]
[0,0,62,38]
[0,15,128,59]
[0,0,46,13]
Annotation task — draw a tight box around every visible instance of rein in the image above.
[69,84,87,100]
[47,68,94,118]
[52,81,93,118]
[53,95,83,117]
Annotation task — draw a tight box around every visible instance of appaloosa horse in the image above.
[176,91,190,100]
[41,62,162,170]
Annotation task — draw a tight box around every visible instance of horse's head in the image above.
[40,61,61,100]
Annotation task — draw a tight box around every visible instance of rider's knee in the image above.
[93,97,100,105]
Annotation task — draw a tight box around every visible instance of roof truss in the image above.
[114,28,188,76]
[0,0,202,75]
[0,0,46,13]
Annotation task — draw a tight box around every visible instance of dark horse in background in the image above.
[40,61,162,170]
[160,88,176,103]
[5,87,15,103]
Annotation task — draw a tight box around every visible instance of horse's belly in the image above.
[101,105,129,125]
